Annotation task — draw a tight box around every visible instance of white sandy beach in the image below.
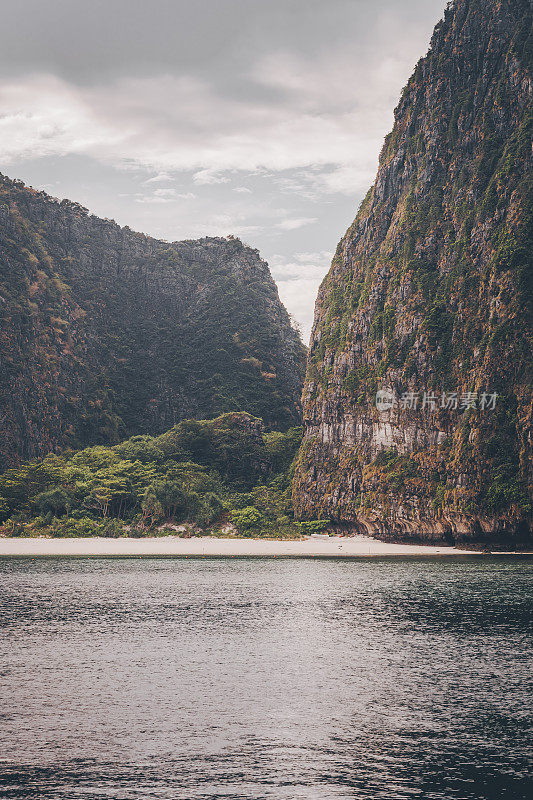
[0,535,530,557]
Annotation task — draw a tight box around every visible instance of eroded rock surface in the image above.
[0,177,306,467]
[293,0,532,545]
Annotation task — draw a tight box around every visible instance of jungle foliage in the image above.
[0,412,329,538]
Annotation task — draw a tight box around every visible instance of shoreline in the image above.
[0,535,531,558]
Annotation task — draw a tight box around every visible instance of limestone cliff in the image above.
[0,176,305,468]
[293,0,532,545]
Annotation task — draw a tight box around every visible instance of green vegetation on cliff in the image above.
[0,176,306,469]
[293,0,532,544]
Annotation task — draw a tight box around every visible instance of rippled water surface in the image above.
[0,556,531,799]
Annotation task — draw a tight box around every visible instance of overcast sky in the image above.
[0,0,447,339]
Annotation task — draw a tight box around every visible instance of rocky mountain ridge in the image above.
[0,175,306,469]
[293,0,532,544]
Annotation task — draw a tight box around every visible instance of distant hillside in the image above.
[293,0,532,545]
[0,175,306,468]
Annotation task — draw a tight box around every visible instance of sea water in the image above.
[0,556,531,799]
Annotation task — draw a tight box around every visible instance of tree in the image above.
[141,485,163,525]
[196,492,223,526]
[0,496,9,522]
[153,480,188,519]
[34,487,70,516]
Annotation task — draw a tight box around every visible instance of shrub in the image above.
[47,517,103,537]
[263,427,303,474]
[294,520,330,534]
[100,518,125,538]
[226,492,255,510]
[229,506,265,533]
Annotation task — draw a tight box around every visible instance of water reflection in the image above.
[0,557,531,799]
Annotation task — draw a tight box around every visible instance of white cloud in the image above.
[0,40,419,197]
[277,217,317,231]
[135,195,174,204]
[294,251,333,263]
[277,277,320,343]
[192,169,232,185]
[0,76,122,163]
[144,172,173,183]
[0,0,446,336]
[269,251,333,338]
[154,187,176,197]
[170,210,264,240]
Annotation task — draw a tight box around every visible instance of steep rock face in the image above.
[293,0,532,544]
[0,176,306,468]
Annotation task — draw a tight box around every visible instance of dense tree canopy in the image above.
[0,412,323,538]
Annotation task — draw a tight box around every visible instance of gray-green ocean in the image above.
[0,556,531,799]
